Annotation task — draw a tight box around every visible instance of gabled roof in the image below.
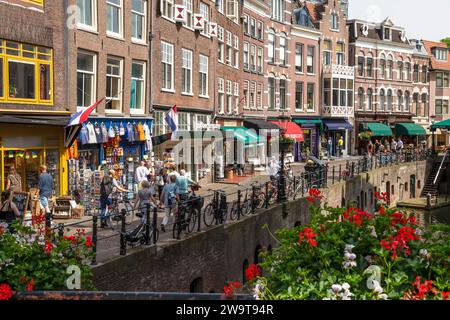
[422,40,450,71]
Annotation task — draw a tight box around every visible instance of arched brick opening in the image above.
[190,277,203,293]
[254,245,262,264]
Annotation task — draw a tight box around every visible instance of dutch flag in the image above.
[165,105,178,139]
[66,97,105,127]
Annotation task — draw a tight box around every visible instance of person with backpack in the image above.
[159,174,178,232]
[136,180,157,221]
[100,170,128,228]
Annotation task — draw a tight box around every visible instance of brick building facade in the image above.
[423,40,450,148]
[0,0,70,195]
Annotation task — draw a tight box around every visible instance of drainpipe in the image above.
[148,0,154,119]
[64,0,69,112]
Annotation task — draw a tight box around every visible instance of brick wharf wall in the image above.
[92,161,429,292]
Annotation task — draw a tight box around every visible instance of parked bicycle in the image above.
[105,192,134,230]
[173,185,203,239]
[203,189,228,226]
[229,188,252,220]
[125,205,159,247]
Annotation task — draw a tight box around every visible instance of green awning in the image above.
[293,119,323,126]
[221,126,261,145]
[431,118,450,130]
[365,123,393,137]
[395,123,427,136]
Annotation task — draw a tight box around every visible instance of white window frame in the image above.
[76,50,97,111]
[257,82,263,110]
[182,0,193,28]
[131,0,147,43]
[226,80,232,114]
[234,35,239,68]
[279,33,287,66]
[336,42,345,65]
[226,31,232,66]
[257,47,263,74]
[268,30,275,63]
[250,44,256,72]
[199,2,209,37]
[77,0,97,32]
[218,26,225,63]
[234,82,239,113]
[161,0,174,20]
[130,60,146,114]
[106,0,123,38]
[271,0,283,21]
[199,54,209,98]
[181,48,193,95]
[217,0,224,14]
[295,43,303,73]
[243,42,249,70]
[105,56,123,114]
[161,41,174,92]
[323,40,332,66]
[226,0,238,23]
[243,81,249,110]
[218,78,225,113]
[250,81,256,109]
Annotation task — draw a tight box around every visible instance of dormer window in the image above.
[383,27,391,40]
[434,48,448,61]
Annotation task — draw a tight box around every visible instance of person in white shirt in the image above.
[135,161,150,184]
[268,157,280,180]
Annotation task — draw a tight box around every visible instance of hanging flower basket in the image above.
[358,131,373,141]
[279,136,295,153]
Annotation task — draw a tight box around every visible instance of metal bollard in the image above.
[57,223,64,238]
[266,181,270,207]
[252,186,256,214]
[145,204,151,245]
[92,216,98,265]
[332,166,335,184]
[152,205,158,245]
[237,189,242,221]
[339,164,342,182]
[197,197,201,232]
[120,209,126,256]
[293,176,298,195]
[351,162,355,178]
[357,161,360,175]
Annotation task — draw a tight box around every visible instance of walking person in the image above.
[38,165,53,216]
[327,136,333,158]
[159,175,178,232]
[135,160,150,185]
[99,170,128,228]
[6,166,22,192]
[155,169,167,199]
[338,136,344,157]
[176,170,196,202]
[137,180,157,222]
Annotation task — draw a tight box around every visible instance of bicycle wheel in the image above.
[186,208,199,233]
[203,203,215,226]
[229,202,238,221]
[123,201,134,225]
[242,199,252,215]
[256,192,266,209]
[149,227,160,243]
[172,221,181,239]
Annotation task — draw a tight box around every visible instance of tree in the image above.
[441,38,450,48]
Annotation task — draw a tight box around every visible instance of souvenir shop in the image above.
[66,118,153,211]
[0,116,68,196]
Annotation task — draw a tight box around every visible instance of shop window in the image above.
[0,39,52,104]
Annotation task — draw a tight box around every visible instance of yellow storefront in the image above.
[0,122,68,196]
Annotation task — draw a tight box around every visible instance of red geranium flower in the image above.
[245,264,262,281]
[44,242,53,255]
[85,236,93,248]
[0,283,13,301]
[441,292,450,300]
[298,227,318,248]
[27,279,34,292]
[306,196,315,203]
[223,282,241,297]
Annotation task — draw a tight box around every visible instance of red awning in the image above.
[270,121,305,142]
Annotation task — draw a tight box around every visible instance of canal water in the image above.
[411,205,450,226]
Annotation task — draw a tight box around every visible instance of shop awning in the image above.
[395,123,427,136]
[221,126,262,145]
[269,121,305,142]
[293,119,323,131]
[244,119,280,131]
[323,119,353,131]
[365,123,393,137]
[431,118,450,130]
[0,115,70,126]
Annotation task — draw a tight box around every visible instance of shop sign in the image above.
[197,124,220,130]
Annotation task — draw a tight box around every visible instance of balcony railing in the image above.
[322,105,354,117]
[323,64,355,77]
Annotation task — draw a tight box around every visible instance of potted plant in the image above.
[9,86,18,98]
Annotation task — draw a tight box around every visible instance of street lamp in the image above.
[430,115,436,156]
[277,113,290,203]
